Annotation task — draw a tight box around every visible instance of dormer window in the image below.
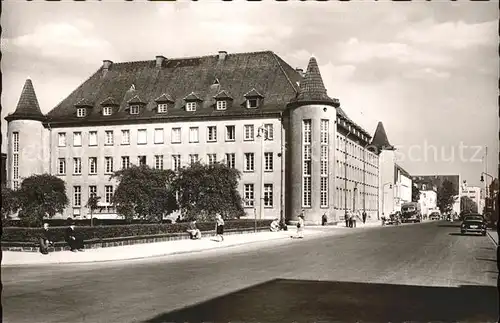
[130,105,140,115]
[247,99,258,109]
[186,102,197,111]
[158,103,168,113]
[216,100,227,111]
[183,92,203,112]
[76,108,87,118]
[102,106,112,116]
[243,88,264,110]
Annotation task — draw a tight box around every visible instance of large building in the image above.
[1,152,6,186]
[5,50,383,224]
[373,122,412,216]
[462,185,482,213]
[418,190,438,217]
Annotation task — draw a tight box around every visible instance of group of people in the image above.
[39,219,85,254]
[186,213,225,242]
[344,211,368,228]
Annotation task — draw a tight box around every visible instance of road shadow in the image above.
[439,224,462,228]
[143,279,498,323]
[448,233,485,237]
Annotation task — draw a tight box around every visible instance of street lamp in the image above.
[382,182,393,217]
[480,172,494,198]
[257,125,269,224]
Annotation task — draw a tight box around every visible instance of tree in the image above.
[460,196,478,214]
[16,174,69,226]
[437,179,458,214]
[85,193,101,226]
[174,161,245,221]
[411,184,421,202]
[1,186,19,221]
[489,178,499,199]
[111,165,178,222]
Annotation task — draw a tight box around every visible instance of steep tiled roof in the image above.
[45,51,302,125]
[214,90,233,100]
[154,93,174,103]
[289,57,338,106]
[371,121,394,150]
[5,79,45,122]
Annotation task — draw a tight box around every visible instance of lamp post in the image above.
[257,125,269,224]
[382,182,393,217]
[480,172,494,198]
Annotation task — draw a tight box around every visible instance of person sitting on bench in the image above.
[270,218,280,232]
[64,219,85,252]
[39,223,54,255]
[187,220,202,239]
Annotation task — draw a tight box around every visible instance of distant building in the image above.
[462,186,482,213]
[1,153,6,186]
[412,175,461,214]
[418,190,437,217]
[5,50,385,224]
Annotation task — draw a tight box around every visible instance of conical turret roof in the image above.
[371,121,394,150]
[289,57,338,107]
[5,79,45,122]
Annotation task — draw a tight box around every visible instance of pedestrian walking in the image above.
[39,223,53,255]
[345,212,350,227]
[362,211,367,224]
[215,213,225,242]
[296,214,305,238]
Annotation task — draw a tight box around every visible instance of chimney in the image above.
[295,68,304,77]
[156,55,166,68]
[102,60,113,76]
[218,51,227,61]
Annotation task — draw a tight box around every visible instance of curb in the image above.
[486,230,498,247]
[3,231,326,267]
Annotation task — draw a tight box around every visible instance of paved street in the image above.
[2,221,498,323]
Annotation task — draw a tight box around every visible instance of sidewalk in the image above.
[487,229,498,246]
[2,228,334,266]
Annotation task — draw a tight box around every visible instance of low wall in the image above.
[1,227,271,252]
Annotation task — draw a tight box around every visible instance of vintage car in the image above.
[460,214,487,236]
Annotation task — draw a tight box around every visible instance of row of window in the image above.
[77,94,263,118]
[57,124,275,147]
[336,160,378,186]
[12,132,20,190]
[72,183,274,209]
[336,135,378,166]
[57,152,276,175]
[335,187,378,212]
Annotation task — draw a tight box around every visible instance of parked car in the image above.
[429,212,440,220]
[460,214,487,236]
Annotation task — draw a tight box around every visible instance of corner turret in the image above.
[5,79,46,122]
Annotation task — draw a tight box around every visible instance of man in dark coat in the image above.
[65,219,84,252]
[362,211,367,224]
[39,223,53,255]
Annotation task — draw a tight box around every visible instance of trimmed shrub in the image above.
[2,219,273,243]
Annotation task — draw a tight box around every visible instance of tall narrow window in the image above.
[244,184,254,207]
[264,184,273,208]
[73,157,82,175]
[320,119,329,208]
[264,124,274,140]
[172,154,181,171]
[58,132,67,147]
[89,157,97,174]
[58,158,66,175]
[302,120,312,207]
[172,128,181,143]
[89,185,97,198]
[73,132,82,147]
[105,157,114,173]
[73,186,81,207]
[89,131,97,146]
[121,130,130,145]
[264,152,273,172]
[226,153,235,169]
[244,125,254,141]
[207,126,217,142]
[244,153,255,172]
[105,185,113,204]
[12,132,19,189]
[155,155,164,170]
[189,127,199,143]
[121,156,130,169]
[105,130,114,145]
[138,155,147,166]
[154,128,164,144]
[189,154,199,164]
[137,129,147,145]
[225,125,235,141]
[207,153,217,165]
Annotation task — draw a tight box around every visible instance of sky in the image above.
[1,1,498,188]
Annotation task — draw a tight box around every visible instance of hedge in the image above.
[2,219,273,243]
[2,218,174,228]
